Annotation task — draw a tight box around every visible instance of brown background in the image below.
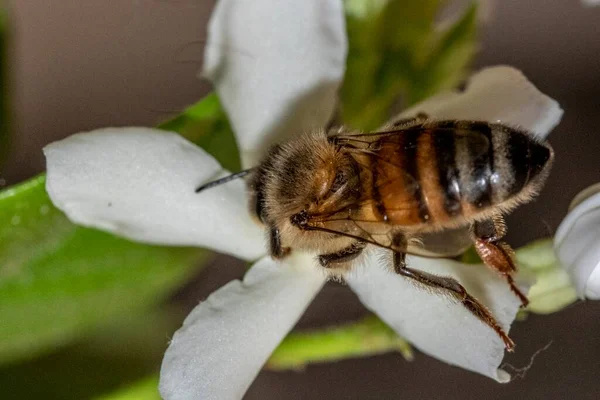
[3,0,600,399]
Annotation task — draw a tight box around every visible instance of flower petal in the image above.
[44,127,265,260]
[159,253,326,400]
[203,0,347,166]
[554,184,600,299]
[400,66,563,139]
[346,252,526,382]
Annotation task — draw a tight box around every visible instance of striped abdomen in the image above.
[370,121,553,228]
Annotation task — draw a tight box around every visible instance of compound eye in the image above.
[330,171,347,193]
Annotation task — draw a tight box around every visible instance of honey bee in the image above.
[196,114,554,351]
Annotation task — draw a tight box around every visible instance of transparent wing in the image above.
[308,123,484,256]
[303,215,472,257]
[332,124,491,161]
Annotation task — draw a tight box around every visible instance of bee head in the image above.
[248,130,360,227]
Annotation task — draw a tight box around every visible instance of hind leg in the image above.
[391,233,515,351]
[471,215,529,307]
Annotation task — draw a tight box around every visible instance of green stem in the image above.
[266,315,413,371]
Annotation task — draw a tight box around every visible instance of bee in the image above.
[196,114,554,351]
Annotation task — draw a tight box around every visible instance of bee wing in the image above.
[303,216,401,251]
[303,214,473,258]
[331,123,491,161]
[409,227,473,257]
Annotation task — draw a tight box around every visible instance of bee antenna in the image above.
[195,169,254,193]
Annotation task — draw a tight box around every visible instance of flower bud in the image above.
[554,183,600,299]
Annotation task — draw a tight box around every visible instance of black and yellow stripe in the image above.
[369,120,552,227]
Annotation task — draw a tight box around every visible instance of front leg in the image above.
[269,226,291,259]
[318,241,366,268]
[471,215,529,307]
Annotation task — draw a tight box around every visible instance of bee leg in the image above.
[391,233,515,351]
[269,226,291,259]
[471,216,529,307]
[318,241,367,267]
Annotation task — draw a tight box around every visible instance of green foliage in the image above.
[341,0,478,130]
[94,377,160,400]
[0,175,205,365]
[0,94,238,365]
[0,308,181,399]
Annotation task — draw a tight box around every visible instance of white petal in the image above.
[346,252,526,382]
[554,184,600,299]
[399,66,563,139]
[203,0,347,166]
[44,127,265,260]
[159,253,326,400]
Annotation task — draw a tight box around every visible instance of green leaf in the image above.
[0,307,183,399]
[0,92,238,365]
[0,175,207,365]
[341,0,478,130]
[94,377,160,400]
[410,4,478,102]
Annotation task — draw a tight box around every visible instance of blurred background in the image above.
[1,0,600,399]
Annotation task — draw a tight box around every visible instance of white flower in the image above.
[43,1,563,399]
[555,183,600,299]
